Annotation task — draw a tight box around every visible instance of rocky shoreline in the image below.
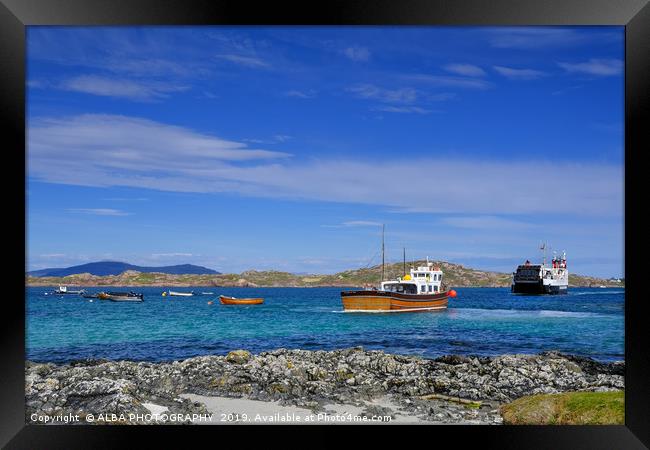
[26,348,624,425]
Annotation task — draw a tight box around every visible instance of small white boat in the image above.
[53,286,86,295]
[168,291,194,297]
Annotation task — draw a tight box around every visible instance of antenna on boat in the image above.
[403,247,406,276]
[381,224,385,283]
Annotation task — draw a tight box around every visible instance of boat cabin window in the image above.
[434,285,438,292]
[428,285,432,292]
[421,285,426,293]
[385,283,417,294]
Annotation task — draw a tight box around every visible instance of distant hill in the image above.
[28,261,220,277]
[25,259,622,288]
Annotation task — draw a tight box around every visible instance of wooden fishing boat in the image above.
[341,226,457,312]
[341,288,450,312]
[97,291,144,302]
[219,295,264,305]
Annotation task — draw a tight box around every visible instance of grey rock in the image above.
[25,348,623,425]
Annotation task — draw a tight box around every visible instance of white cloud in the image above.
[28,114,290,181]
[28,114,623,217]
[61,75,189,100]
[493,66,546,80]
[216,54,269,68]
[347,84,418,104]
[557,59,623,76]
[342,46,371,62]
[67,208,131,216]
[443,64,486,77]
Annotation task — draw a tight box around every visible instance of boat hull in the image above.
[98,292,144,302]
[341,290,449,312]
[511,282,568,295]
[108,296,144,302]
[219,295,264,305]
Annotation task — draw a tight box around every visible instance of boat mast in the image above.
[381,224,385,283]
[403,247,406,276]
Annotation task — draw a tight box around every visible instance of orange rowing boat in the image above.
[219,295,264,305]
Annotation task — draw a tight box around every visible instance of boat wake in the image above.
[451,307,608,319]
[570,291,625,296]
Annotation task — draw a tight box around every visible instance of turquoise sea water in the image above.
[26,287,624,363]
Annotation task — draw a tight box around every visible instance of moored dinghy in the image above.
[168,290,194,297]
[219,295,264,305]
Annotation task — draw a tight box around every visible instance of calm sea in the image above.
[26,287,624,363]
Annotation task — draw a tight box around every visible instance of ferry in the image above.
[340,226,456,312]
[511,245,568,295]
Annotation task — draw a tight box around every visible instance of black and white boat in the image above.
[52,286,86,295]
[98,291,144,302]
[511,245,568,295]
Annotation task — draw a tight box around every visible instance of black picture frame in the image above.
[3,0,648,448]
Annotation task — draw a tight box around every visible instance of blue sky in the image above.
[26,26,624,277]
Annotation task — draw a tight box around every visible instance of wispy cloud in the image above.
[273,135,292,142]
[29,114,290,179]
[551,84,584,96]
[322,220,383,228]
[67,208,132,216]
[104,197,149,202]
[557,59,623,76]
[28,28,213,79]
[443,63,486,77]
[403,74,491,89]
[151,253,194,258]
[342,46,371,62]
[372,105,434,114]
[216,54,269,68]
[486,28,607,49]
[347,84,417,104]
[285,89,317,99]
[244,135,293,145]
[439,216,537,230]
[28,115,623,217]
[60,75,189,101]
[493,66,546,80]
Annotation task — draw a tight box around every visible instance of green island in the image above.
[26,260,624,288]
